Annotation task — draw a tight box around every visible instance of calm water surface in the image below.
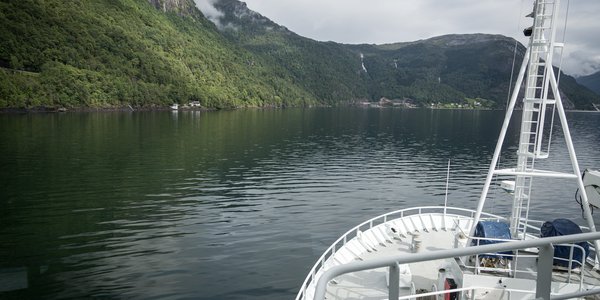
[1,108,599,299]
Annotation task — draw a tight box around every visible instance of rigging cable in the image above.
[545,0,570,156]
[506,41,519,109]
[559,1,588,218]
[505,0,526,109]
[493,0,527,216]
[556,0,570,88]
[575,171,594,217]
[548,0,571,153]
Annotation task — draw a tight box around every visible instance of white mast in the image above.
[469,0,600,262]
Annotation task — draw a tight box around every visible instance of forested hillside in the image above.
[347,35,522,105]
[1,0,598,110]
[0,0,316,109]
[213,0,369,104]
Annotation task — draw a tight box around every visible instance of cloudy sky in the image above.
[197,0,600,76]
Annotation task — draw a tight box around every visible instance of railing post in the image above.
[389,262,399,300]
[536,244,554,299]
[312,232,600,300]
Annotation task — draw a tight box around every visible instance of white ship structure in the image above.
[297,1,600,299]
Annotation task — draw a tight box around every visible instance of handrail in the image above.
[454,215,598,270]
[396,286,600,300]
[463,242,586,287]
[296,206,599,299]
[295,206,504,299]
[314,231,600,300]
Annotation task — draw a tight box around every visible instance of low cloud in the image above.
[193,0,224,28]
[241,0,599,75]
[564,50,600,77]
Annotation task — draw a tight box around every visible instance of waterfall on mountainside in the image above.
[360,53,368,73]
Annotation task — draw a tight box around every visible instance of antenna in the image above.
[444,159,451,213]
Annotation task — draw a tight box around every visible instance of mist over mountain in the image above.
[1,0,598,110]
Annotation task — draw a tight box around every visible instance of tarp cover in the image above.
[540,218,589,268]
[471,221,512,258]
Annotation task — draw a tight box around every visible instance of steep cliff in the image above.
[147,0,197,16]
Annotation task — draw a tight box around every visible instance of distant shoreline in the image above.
[0,106,214,114]
[1,104,599,114]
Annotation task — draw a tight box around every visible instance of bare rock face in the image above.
[147,0,197,16]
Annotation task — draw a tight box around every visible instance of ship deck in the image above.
[300,210,600,300]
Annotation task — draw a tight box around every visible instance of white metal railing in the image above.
[313,231,600,300]
[456,217,599,270]
[296,206,600,300]
[465,242,586,288]
[393,285,600,300]
[457,224,589,286]
[295,206,505,300]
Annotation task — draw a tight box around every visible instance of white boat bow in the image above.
[297,0,600,299]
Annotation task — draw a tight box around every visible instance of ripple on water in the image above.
[1,109,599,299]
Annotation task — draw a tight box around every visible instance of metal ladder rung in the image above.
[523,100,542,108]
[515,194,530,200]
[517,150,535,156]
[538,14,554,18]
[524,98,556,105]
[517,151,548,159]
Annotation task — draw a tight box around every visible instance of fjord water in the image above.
[1,108,599,299]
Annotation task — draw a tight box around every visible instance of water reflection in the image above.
[0,108,599,299]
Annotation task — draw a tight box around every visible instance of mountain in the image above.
[213,0,599,109]
[346,34,523,105]
[213,1,517,106]
[213,0,369,104]
[577,71,600,95]
[0,0,316,109]
[0,0,598,110]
